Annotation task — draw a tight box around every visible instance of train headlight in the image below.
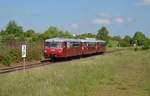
[44,50,47,53]
[58,50,62,53]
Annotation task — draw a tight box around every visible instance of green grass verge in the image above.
[0,49,150,96]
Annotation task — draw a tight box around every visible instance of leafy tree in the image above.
[5,20,23,36]
[44,26,59,37]
[107,40,118,47]
[112,36,122,42]
[120,41,129,47]
[0,20,24,43]
[96,26,109,43]
[76,33,96,39]
[132,32,146,45]
[43,26,73,39]
[24,29,35,37]
[124,35,131,43]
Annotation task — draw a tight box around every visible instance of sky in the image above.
[0,0,150,38]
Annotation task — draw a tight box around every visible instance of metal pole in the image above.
[24,57,26,72]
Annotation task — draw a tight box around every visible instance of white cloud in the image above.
[98,13,120,17]
[92,18,112,24]
[127,17,132,22]
[115,18,124,23]
[135,0,150,6]
[70,24,78,29]
[98,13,112,17]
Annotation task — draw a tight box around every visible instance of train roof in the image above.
[45,38,81,42]
[96,40,106,43]
[45,38,106,43]
[80,39,105,43]
[79,39,96,43]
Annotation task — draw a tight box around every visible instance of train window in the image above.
[87,42,96,47]
[57,42,62,48]
[63,42,67,48]
[67,42,80,48]
[99,42,105,46]
[50,42,57,48]
[72,42,80,48]
[45,42,49,48]
[45,42,62,48]
[67,42,71,48]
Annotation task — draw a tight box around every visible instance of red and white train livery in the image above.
[44,38,106,60]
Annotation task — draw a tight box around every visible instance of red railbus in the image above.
[44,38,106,60]
[80,40,97,55]
[44,38,82,59]
[96,40,106,53]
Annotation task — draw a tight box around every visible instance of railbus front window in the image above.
[45,42,49,48]
[45,42,62,48]
[50,42,57,48]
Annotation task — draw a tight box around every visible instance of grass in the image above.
[0,49,150,96]
[106,46,124,51]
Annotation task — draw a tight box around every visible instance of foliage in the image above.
[2,55,11,66]
[9,48,22,62]
[38,26,74,40]
[120,41,129,47]
[142,41,149,50]
[24,29,35,37]
[107,40,118,48]
[27,48,42,61]
[0,20,24,43]
[96,26,109,43]
[112,36,122,42]
[123,35,131,43]
[76,33,96,39]
[132,32,147,45]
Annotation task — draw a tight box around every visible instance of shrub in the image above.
[107,40,118,48]
[2,55,11,66]
[120,41,129,47]
[0,54,4,63]
[9,48,22,62]
[27,48,42,61]
[142,41,149,50]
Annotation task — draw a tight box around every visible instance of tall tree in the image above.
[0,20,24,43]
[112,36,122,42]
[5,20,23,36]
[124,35,131,43]
[132,32,146,45]
[76,33,96,39]
[96,26,109,43]
[24,29,35,37]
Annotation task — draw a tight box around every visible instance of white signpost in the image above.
[22,45,26,72]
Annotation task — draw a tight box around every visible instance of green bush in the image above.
[2,55,11,66]
[0,54,4,63]
[9,48,22,62]
[27,48,42,61]
[142,41,149,50]
[120,41,129,47]
[107,40,118,48]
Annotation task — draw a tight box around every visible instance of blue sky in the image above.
[0,0,150,38]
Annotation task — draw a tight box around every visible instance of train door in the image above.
[84,42,88,54]
[63,42,67,57]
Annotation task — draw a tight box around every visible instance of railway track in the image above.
[0,49,122,75]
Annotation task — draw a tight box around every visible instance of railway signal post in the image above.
[22,45,26,72]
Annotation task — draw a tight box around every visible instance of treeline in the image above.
[0,20,150,66]
[97,26,150,49]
